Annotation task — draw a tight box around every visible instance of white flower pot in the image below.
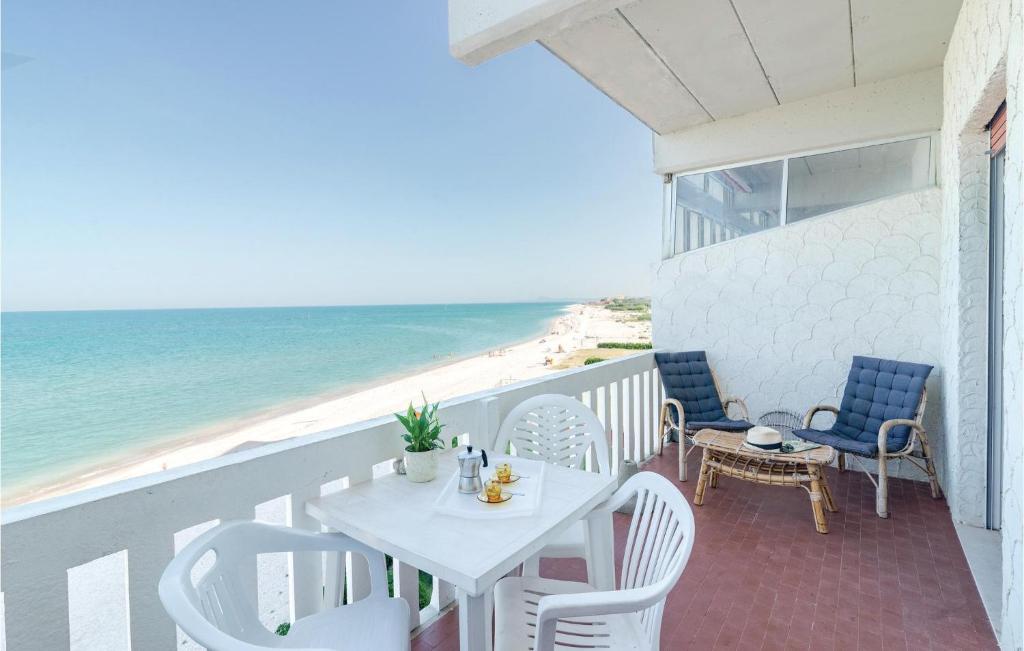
[404,449,438,482]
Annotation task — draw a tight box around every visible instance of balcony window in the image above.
[786,137,933,223]
[671,161,783,254]
[664,136,935,258]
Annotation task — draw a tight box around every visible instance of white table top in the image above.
[305,450,618,596]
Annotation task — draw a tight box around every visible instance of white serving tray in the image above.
[432,454,546,519]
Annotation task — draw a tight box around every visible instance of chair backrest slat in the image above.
[496,395,611,475]
[612,473,696,650]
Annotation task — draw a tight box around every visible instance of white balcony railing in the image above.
[0,351,662,650]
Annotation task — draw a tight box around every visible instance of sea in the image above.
[0,302,568,497]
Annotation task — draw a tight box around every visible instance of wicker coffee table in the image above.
[691,429,838,534]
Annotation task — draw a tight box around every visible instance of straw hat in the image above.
[744,426,783,451]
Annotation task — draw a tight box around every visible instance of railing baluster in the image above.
[477,396,500,451]
[128,533,178,650]
[631,373,640,461]
[603,383,613,473]
[639,372,648,459]
[289,486,325,618]
[324,540,347,608]
[431,576,457,612]
[615,378,624,465]
[345,469,373,603]
[648,368,656,458]
[394,560,422,630]
[226,505,258,608]
[590,387,600,472]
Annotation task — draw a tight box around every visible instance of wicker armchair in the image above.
[795,356,941,518]
[654,351,754,481]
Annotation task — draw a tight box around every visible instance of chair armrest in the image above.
[661,398,685,431]
[534,585,664,651]
[877,418,923,456]
[802,405,839,429]
[722,396,750,420]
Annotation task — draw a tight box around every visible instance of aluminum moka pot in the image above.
[456,446,488,494]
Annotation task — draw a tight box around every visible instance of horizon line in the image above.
[0,298,614,315]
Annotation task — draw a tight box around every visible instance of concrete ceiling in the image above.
[539,0,962,134]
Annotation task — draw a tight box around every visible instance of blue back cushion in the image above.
[834,356,932,451]
[654,351,726,423]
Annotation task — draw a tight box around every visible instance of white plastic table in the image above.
[305,449,618,651]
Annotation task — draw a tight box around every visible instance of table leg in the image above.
[693,449,711,506]
[809,476,829,534]
[457,588,492,651]
[585,510,615,591]
[819,467,838,512]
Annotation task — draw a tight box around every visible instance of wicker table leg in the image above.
[818,466,838,513]
[808,474,829,534]
[693,449,712,506]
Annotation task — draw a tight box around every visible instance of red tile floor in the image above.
[412,444,997,650]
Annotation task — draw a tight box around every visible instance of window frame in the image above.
[664,132,939,259]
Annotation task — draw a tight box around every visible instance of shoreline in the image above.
[1,310,563,503]
[3,302,651,507]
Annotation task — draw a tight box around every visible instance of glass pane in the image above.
[786,137,932,223]
[673,208,687,255]
[673,160,783,252]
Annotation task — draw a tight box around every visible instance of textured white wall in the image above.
[653,69,942,175]
[1000,3,1023,642]
[940,0,1022,646]
[652,189,944,481]
[940,0,1009,532]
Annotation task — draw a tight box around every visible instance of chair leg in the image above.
[918,431,942,499]
[876,456,889,519]
[658,404,669,457]
[837,453,846,472]
[678,429,688,481]
[820,470,838,512]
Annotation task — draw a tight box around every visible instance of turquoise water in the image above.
[1,303,566,493]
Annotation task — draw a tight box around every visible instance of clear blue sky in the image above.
[1,1,660,311]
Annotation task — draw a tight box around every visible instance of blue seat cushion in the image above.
[686,418,754,432]
[793,427,879,456]
[654,351,728,423]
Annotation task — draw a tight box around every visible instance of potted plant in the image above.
[395,396,446,482]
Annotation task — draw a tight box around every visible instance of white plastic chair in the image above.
[158,521,410,651]
[493,472,695,651]
[495,394,612,578]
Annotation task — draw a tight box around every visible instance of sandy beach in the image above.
[7,302,651,506]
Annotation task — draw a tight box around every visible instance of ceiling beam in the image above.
[449,0,633,65]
